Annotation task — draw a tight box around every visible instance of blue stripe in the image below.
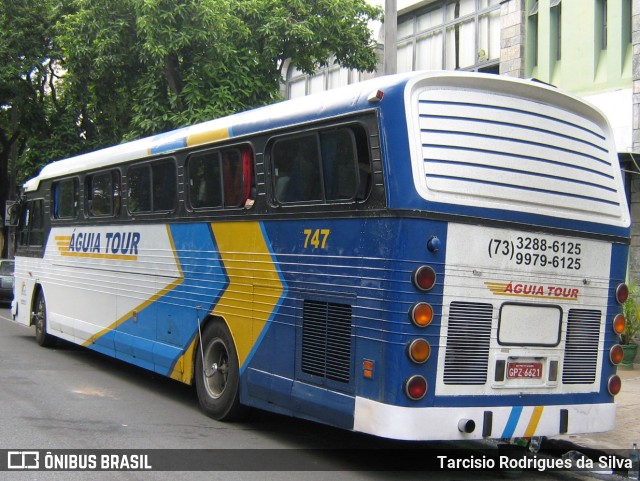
[502,406,523,438]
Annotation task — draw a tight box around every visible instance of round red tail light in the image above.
[616,284,629,304]
[412,266,436,291]
[610,345,624,365]
[608,375,622,396]
[404,375,428,400]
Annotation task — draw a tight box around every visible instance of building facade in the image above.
[285,0,640,280]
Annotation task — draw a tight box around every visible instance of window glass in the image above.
[20,200,44,246]
[187,146,253,210]
[52,179,78,219]
[87,171,120,217]
[188,151,222,209]
[222,149,244,207]
[321,130,357,201]
[272,126,369,205]
[273,135,322,203]
[153,160,177,211]
[127,160,175,213]
[128,164,151,213]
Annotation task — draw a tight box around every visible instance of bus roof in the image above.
[24,72,419,192]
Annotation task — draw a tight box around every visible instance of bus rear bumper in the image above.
[353,397,616,441]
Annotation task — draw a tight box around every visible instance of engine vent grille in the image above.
[301,300,352,384]
[562,309,601,384]
[443,301,493,385]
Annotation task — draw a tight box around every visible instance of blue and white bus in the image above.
[11,71,630,441]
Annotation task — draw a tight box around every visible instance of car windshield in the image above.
[0,261,14,275]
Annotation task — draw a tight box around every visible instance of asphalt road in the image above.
[0,306,614,481]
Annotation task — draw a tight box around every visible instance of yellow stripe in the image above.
[83,225,183,347]
[187,127,230,147]
[210,221,283,368]
[524,406,544,437]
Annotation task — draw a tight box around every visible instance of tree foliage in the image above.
[0,0,381,236]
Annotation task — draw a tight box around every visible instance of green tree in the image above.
[57,0,382,139]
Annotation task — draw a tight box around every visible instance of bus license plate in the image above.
[507,362,542,379]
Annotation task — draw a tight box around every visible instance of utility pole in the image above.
[384,0,397,75]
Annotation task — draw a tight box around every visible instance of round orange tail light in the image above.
[613,314,626,335]
[410,302,434,327]
[408,339,431,364]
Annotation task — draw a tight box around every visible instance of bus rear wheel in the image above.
[33,290,56,347]
[195,321,245,421]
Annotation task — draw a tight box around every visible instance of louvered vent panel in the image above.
[562,309,601,384]
[443,301,493,385]
[301,300,352,384]
[417,88,625,224]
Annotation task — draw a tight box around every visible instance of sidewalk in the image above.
[553,365,640,451]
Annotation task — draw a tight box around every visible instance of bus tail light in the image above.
[412,266,436,291]
[410,302,433,327]
[407,339,431,364]
[613,314,626,335]
[404,375,427,400]
[616,283,629,304]
[610,345,624,365]
[608,375,622,396]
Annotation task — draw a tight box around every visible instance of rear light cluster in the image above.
[404,264,438,401]
[607,283,629,396]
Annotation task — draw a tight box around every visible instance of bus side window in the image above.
[52,178,78,219]
[87,171,120,217]
[271,126,371,204]
[187,151,223,209]
[152,160,177,212]
[19,199,44,247]
[128,164,151,213]
[272,134,322,203]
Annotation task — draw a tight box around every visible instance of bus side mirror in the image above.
[4,201,19,227]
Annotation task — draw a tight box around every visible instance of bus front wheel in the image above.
[195,321,244,421]
[33,290,56,347]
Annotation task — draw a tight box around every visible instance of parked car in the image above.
[0,259,15,305]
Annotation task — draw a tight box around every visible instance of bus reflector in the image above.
[610,345,624,365]
[410,302,433,327]
[608,375,622,396]
[412,266,436,291]
[613,314,626,335]
[363,359,375,379]
[616,284,629,304]
[408,339,431,364]
[404,375,427,400]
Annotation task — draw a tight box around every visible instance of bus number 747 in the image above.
[303,229,330,249]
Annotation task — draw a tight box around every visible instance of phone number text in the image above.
[488,236,582,270]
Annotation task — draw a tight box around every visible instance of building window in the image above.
[286,57,368,100]
[551,0,561,61]
[528,0,539,68]
[397,0,501,74]
[597,0,608,50]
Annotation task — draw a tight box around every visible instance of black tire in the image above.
[195,321,245,421]
[33,290,56,347]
